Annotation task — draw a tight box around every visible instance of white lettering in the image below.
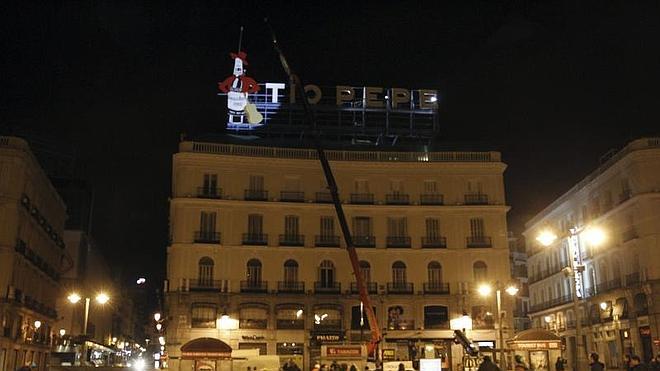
[266,83,286,103]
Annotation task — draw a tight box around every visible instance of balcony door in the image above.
[319,260,335,288]
[283,260,299,286]
[247,259,262,287]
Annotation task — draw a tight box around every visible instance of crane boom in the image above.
[265,20,383,356]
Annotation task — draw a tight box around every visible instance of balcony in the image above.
[279,234,305,247]
[189,279,223,292]
[464,193,489,205]
[239,319,268,329]
[315,192,333,203]
[466,236,492,248]
[385,193,410,205]
[388,319,415,330]
[596,278,622,293]
[244,189,268,201]
[242,233,268,245]
[626,272,640,286]
[277,281,305,294]
[622,228,638,242]
[350,193,374,204]
[313,319,342,331]
[387,282,414,294]
[240,280,268,293]
[353,235,376,247]
[423,282,450,295]
[421,236,447,248]
[315,235,340,247]
[529,294,574,313]
[314,281,341,294]
[277,319,305,329]
[420,193,444,205]
[197,187,222,199]
[194,231,221,244]
[387,236,411,248]
[350,282,378,294]
[280,191,305,202]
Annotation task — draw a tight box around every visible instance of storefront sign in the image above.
[639,326,651,336]
[382,349,396,361]
[568,234,584,298]
[510,342,560,350]
[314,334,343,342]
[242,335,265,340]
[419,358,442,371]
[326,347,363,357]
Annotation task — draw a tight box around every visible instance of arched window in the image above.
[392,261,407,286]
[283,259,299,284]
[427,261,442,286]
[473,261,488,282]
[319,260,335,288]
[198,257,214,287]
[359,261,371,282]
[634,293,648,316]
[247,259,262,286]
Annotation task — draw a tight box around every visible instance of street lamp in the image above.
[478,282,518,369]
[67,291,110,365]
[536,225,606,370]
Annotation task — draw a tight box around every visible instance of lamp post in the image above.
[478,282,518,369]
[536,225,605,371]
[67,291,110,365]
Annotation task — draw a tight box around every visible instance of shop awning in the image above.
[181,337,232,360]
[506,329,561,350]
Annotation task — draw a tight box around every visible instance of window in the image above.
[248,214,263,235]
[392,261,407,285]
[354,179,370,193]
[247,259,262,285]
[239,305,268,329]
[467,180,483,194]
[359,261,371,282]
[603,191,613,211]
[390,180,403,193]
[200,212,217,233]
[387,217,408,237]
[320,216,335,237]
[249,175,264,190]
[428,261,442,284]
[426,218,440,238]
[191,304,217,328]
[319,260,335,288]
[473,261,488,282]
[353,217,372,236]
[424,306,449,329]
[423,180,437,193]
[469,218,485,237]
[198,257,214,286]
[284,215,299,237]
[202,173,218,194]
[351,305,375,330]
[284,260,299,284]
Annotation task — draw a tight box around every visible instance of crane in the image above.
[265,20,383,360]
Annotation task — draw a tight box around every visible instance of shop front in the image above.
[179,337,233,371]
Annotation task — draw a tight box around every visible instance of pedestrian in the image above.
[478,356,501,371]
[650,356,660,370]
[397,363,405,371]
[630,355,649,370]
[589,353,605,371]
[17,365,31,371]
[514,355,528,371]
[555,356,566,371]
[626,355,634,371]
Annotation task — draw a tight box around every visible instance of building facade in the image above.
[523,138,660,369]
[0,137,68,371]
[165,140,513,371]
[508,233,530,332]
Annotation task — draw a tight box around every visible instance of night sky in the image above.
[2,1,659,286]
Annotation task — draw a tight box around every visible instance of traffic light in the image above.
[453,330,478,356]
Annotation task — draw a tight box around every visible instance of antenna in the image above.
[237,26,244,53]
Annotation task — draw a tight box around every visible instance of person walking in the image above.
[555,356,566,371]
[589,353,605,371]
[477,356,501,371]
[630,355,649,370]
[513,355,529,371]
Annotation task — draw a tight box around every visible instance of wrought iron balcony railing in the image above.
[423,282,450,294]
[387,236,411,248]
[189,279,223,292]
[197,187,223,199]
[420,193,444,205]
[350,282,378,294]
[279,234,305,246]
[239,319,268,329]
[277,319,305,329]
[315,192,333,203]
[350,193,374,204]
[464,193,489,205]
[244,189,268,201]
[313,319,342,331]
[277,281,305,293]
[314,281,341,294]
[466,236,492,248]
[280,191,305,202]
[315,235,340,247]
[387,282,414,294]
[194,231,221,244]
[242,233,268,245]
[353,235,376,247]
[421,236,447,248]
[385,193,410,205]
[240,280,268,293]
